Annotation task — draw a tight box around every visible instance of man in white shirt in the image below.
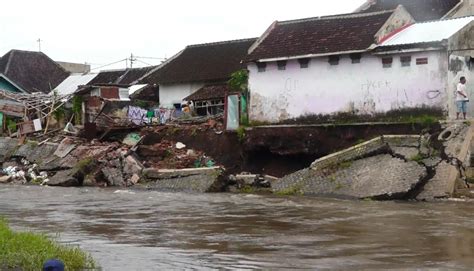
[456,76,469,120]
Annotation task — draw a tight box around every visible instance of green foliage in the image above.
[74,158,93,173]
[339,161,352,169]
[239,185,256,194]
[275,186,304,196]
[133,99,148,108]
[52,105,66,122]
[0,219,96,270]
[236,126,246,142]
[228,69,249,92]
[6,118,17,133]
[410,153,424,163]
[72,96,83,124]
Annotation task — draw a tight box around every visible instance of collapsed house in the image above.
[245,6,474,123]
[0,50,70,135]
[73,66,158,137]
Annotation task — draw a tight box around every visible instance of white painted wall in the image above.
[248,51,448,122]
[447,55,474,119]
[159,82,205,108]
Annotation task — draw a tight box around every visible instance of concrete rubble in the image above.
[272,122,473,201]
[0,131,223,191]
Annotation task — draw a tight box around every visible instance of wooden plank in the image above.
[0,100,25,117]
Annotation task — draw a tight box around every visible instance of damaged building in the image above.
[245,6,474,123]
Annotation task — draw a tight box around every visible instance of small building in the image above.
[356,0,463,21]
[74,66,157,129]
[0,50,69,93]
[142,38,257,111]
[56,61,91,74]
[246,7,474,123]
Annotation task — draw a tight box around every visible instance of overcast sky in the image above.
[0,0,363,71]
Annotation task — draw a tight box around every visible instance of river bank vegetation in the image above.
[0,219,96,270]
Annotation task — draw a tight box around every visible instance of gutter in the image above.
[255,50,368,63]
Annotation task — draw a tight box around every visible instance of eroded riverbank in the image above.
[1,185,474,270]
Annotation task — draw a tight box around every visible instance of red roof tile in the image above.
[246,11,394,62]
[361,0,460,21]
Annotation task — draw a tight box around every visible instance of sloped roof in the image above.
[0,50,70,93]
[88,66,156,86]
[184,84,230,101]
[379,16,474,47]
[360,0,460,21]
[246,11,394,62]
[142,38,257,85]
[53,73,98,96]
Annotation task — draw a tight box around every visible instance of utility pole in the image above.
[129,53,136,68]
[37,38,42,52]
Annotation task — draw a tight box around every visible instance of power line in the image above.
[136,59,154,66]
[135,56,167,60]
[90,58,127,71]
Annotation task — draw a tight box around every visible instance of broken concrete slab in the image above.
[275,154,427,199]
[417,161,457,200]
[146,174,221,193]
[53,138,77,158]
[47,168,81,187]
[0,176,11,183]
[123,155,143,176]
[102,167,125,186]
[0,138,19,163]
[130,173,140,185]
[392,147,420,160]
[143,167,221,180]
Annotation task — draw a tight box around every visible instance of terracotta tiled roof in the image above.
[361,0,460,21]
[88,66,156,86]
[184,84,230,101]
[0,50,69,93]
[246,11,394,62]
[142,38,257,85]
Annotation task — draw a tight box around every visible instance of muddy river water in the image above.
[0,185,473,270]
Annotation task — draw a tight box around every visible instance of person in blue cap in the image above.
[42,259,65,271]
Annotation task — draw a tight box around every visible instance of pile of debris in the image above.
[137,140,216,169]
[0,158,49,185]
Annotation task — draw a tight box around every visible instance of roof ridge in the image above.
[415,14,474,24]
[4,50,14,74]
[279,9,394,25]
[186,37,258,48]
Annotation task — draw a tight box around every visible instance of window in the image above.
[328,55,340,66]
[298,58,310,68]
[416,58,428,65]
[350,53,362,64]
[277,60,287,70]
[382,57,393,68]
[400,56,412,67]
[256,62,267,72]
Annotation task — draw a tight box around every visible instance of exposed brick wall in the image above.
[100,87,119,99]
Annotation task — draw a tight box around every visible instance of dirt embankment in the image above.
[139,122,440,178]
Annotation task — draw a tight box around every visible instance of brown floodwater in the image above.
[0,185,474,270]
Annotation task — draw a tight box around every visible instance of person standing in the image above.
[456,76,469,120]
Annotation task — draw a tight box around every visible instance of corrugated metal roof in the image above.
[53,73,97,96]
[380,16,474,47]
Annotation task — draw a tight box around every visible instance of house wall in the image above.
[248,51,448,122]
[449,0,474,18]
[0,77,20,93]
[448,21,474,57]
[159,82,205,108]
[447,55,474,118]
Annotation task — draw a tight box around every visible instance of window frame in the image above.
[328,55,340,66]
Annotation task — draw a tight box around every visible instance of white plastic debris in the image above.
[175,142,186,150]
